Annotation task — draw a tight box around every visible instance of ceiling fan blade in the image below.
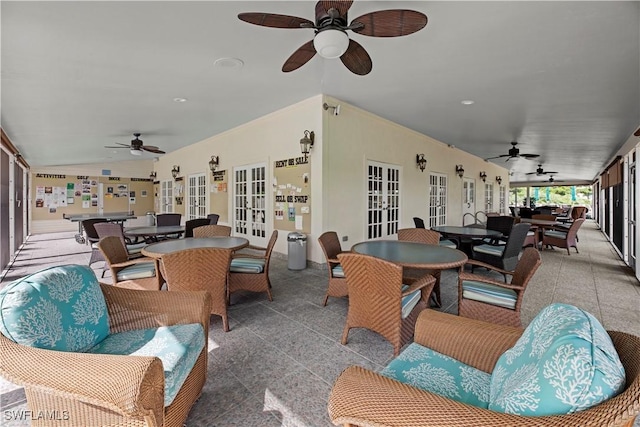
[104,143,129,148]
[318,1,353,17]
[340,39,372,75]
[238,12,314,29]
[350,9,427,37]
[282,40,316,72]
[634,127,640,137]
[484,154,510,160]
[520,153,541,159]
[142,146,165,154]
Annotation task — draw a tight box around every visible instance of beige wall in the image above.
[321,96,510,251]
[153,95,324,258]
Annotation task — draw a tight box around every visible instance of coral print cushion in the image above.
[488,303,625,416]
[0,265,109,352]
[381,343,492,408]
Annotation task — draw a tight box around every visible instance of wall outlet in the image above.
[342,236,348,242]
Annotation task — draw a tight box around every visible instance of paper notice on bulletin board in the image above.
[273,156,310,234]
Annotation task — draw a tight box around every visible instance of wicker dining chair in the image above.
[228,230,278,304]
[318,231,349,306]
[184,218,211,238]
[94,222,145,258]
[397,228,443,307]
[81,218,109,266]
[156,213,181,226]
[98,236,162,291]
[413,217,426,228]
[193,224,232,237]
[207,213,220,224]
[161,247,232,331]
[470,223,531,279]
[458,247,542,327]
[328,309,640,427]
[337,252,436,357]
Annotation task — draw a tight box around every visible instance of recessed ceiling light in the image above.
[214,57,244,69]
[461,100,475,105]
[173,97,188,103]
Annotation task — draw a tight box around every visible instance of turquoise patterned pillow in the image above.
[381,343,491,408]
[0,265,109,352]
[488,303,625,416]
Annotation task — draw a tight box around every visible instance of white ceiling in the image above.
[2,1,639,184]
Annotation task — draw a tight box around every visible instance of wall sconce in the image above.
[208,156,219,174]
[496,176,502,185]
[171,165,180,180]
[300,130,314,161]
[323,102,341,116]
[149,171,157,180]
[416,154,427,172]
[455,165,465,178]
[479,171,487,182]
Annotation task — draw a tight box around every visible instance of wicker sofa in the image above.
[328,309,640,427]
[0,264,212,427]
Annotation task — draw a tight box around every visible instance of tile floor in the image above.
[1,220,639,426]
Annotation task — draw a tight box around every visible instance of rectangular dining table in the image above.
[124,225,186,243]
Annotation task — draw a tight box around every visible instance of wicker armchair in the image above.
[161,247,232,332]
[328,309,640,427]
[458,247,541,327]
[337,252,436,357]
[542,218,585,255]
[0,283,212,427]
[98,235,162,290]
[228,230,278,303]
[397,228,443,307]
[193,224,232,237]
[318,231,349,306]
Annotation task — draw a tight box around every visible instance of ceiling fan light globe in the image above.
[314,29,349,59]
[130,148,142,156]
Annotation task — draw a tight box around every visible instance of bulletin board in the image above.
[273,156,310,233]
[210,170,229,223]
[32,173,154,220]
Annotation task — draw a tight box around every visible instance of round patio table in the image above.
[351,240,467,270]
[142,236,249,258]
[430,225,503,240]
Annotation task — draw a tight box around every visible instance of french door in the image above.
[233,163,267,246]
[462,177,475,224]
[484,183,494,213]
[428,173,447,228]
[366,161,400,239]
[187,173,207,220]
[160,180,174,213]
[499,185,507,215]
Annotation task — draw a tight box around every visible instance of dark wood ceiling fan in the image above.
[104,133,165,155]
[485,141,540,162]
[526,164,558,176]
[238,1,428,75]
